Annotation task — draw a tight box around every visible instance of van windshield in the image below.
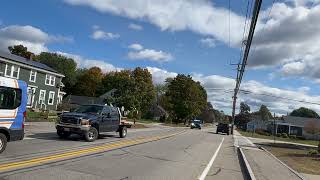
[0,87,22,109]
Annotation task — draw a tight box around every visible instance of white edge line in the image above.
[239,147,256,180]
[198,137,224,180]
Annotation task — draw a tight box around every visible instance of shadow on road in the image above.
[26,132,119,141]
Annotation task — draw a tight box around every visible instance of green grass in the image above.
[26,111,58,122]
[263,144,320,175]
[127,118,159,124]
[237,129,319,146]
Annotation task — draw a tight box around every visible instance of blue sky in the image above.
[1,0,320,115]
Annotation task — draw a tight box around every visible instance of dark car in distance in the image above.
[191,119,202,129]
[216,123,230,135]
[56,104,129,142]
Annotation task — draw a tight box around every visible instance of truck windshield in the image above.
[73,105,103,114]
[0,86,22,109]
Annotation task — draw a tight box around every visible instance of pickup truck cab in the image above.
[56,104,129,142]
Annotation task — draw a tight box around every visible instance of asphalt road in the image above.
[0,123,246,180]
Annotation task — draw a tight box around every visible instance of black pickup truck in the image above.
[56,104,130,142]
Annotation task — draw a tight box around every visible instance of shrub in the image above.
[308,149,318,156]
[276,133,281,137]
[281,133,288,138]
[296,136,306,140]
[289,135,296,139]
[255,129,271,136]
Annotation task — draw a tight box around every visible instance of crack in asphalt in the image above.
[120,149,179,163]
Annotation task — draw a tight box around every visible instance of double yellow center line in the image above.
[0,130,185,172]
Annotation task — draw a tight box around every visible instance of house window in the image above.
[5,64,20,79]
[45,74,55,86]
[48,91,55,105]
[39,90,46,105]
[29,71,37,82]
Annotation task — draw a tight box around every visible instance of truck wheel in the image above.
[57,130,71,139]
[119,126,127,138]
[84,127,98,142]
[0,133,8,154]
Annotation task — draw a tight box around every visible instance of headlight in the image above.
[80,119,90,125]
[191,123,195,126]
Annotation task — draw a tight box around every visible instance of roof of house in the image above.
[63,95,105,105]
[0,50,62,75]
[283,116,320,127]
[99,89,117,99]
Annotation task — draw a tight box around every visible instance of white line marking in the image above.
[198,137,224,180]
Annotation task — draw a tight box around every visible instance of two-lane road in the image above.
[0,124,245,180]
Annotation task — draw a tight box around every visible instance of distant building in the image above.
[269,116,320,139]
[0,50,65,110]
[246,115,320,140]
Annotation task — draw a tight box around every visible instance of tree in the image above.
[132,67,156,115]
[164,74,207,124]
[290,107,320,118]
[72,67,103,97]
[8,44,35,59]
[235,102,251,128]
[258,104,272,121]
[99,68,156,118]
[240,102,250,114]
[36,52,77,94]
[198,102,216,123]
[304,120,320,152]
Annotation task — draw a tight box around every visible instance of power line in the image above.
[239,90,320,106]
[248,0,277,64]
[239,0,253,64]
[228,0,231,48]
[231,0,263,134]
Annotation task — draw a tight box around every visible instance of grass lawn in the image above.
[26,111,58,122]
[262,143,320,175]
[237,129,319,146]
[126,118,159,124]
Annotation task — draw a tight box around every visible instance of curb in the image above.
[260,147,306,180]
[238,147,256,180]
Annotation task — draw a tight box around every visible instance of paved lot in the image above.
[0,123,244,180]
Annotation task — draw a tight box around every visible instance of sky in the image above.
[1,0,320,115]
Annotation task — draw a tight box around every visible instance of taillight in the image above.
[22,111,26,129]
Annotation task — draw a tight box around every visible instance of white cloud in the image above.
[199,37,216,48]
[128,23,143,31]
[248,2,320,82]
[56,51,122,73]
[91,26,120,40]
[148,67,320,115]
[64,0,246,46]
[128,43,143,50]
[127,44,173,63]
[0,25,72,54]
[147,67,177,84]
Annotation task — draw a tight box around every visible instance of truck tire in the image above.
[84,127,98,142]
[57,130,71,139]
[119,126,127,138]
[0,133,8,154]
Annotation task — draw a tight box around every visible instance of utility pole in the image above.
[231,0,263,135]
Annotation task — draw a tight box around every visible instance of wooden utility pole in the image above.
[231,0,263,134]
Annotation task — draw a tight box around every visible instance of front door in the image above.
[110,107,120,131]
[99,106,113,132]
[27,87,36,108]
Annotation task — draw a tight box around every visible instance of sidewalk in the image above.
[233,130,302,180]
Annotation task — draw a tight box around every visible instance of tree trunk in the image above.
[184,119,187,125]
